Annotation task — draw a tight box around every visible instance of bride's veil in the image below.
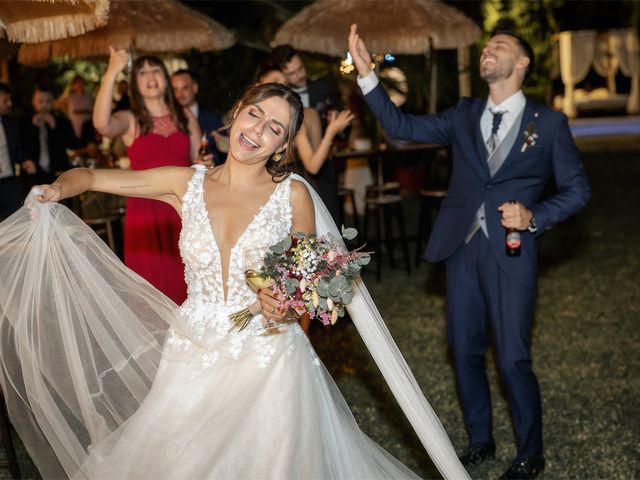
[292,174,469,479]
[0,183,468,479]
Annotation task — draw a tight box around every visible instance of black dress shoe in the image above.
[499,455,545,479]
[459,441,496,468]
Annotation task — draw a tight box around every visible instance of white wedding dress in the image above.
[0,165,469,479]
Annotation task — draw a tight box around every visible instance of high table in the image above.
[332,142,446,194]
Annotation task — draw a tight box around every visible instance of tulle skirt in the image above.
[73,322,420,479]
[0,189,468,480]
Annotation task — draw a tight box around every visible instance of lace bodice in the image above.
[177,165,293,340]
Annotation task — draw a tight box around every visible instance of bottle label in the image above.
[506,231,522,249]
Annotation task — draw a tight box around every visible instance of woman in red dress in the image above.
[93,47,209,304]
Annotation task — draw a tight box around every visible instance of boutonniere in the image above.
[521,121,538,153]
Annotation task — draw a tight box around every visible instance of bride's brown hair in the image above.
[228,83,304,182]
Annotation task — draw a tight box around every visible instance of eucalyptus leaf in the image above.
[357,254,371,266]
[318,298,328,311]
[285,278,298,295]
[341,227,358,241]
[270,237,290,254]
[341,291,354,304]
[330,275,347,288]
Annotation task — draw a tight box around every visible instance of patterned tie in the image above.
[488,109,504,152]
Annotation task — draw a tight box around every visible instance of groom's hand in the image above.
[348,24,373,78]
[498,201,533,230]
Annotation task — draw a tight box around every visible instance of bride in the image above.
[0,53,468,480]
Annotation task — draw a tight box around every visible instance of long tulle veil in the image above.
[0,177,469,479]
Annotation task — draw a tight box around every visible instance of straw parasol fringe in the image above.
[18,0,234,65]
[274,0,481,56]
[0,0,109,43]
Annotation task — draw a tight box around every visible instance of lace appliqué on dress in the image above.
[175,165,305,369]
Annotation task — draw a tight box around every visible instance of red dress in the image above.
[125,115,190,304]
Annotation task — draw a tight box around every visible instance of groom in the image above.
[349,25,590,479]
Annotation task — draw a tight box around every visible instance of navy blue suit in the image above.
[363,83,590,459]
[197,107,226,166]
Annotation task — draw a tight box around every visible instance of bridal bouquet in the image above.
[229,227,371,331]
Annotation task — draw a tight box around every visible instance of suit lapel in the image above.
[467,100,490,178]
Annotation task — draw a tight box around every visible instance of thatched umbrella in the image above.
[274,0,482,111]
[18,0,234,66]
[0,0,109,43]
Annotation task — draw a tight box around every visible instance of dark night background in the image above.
[1,2,639,479]
[6,0,640,120]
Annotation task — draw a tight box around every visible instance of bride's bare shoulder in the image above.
[290,178,315,231]
[290,177,312,201]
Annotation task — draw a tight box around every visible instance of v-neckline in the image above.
[199,176,285,306]
[201,177,284,255]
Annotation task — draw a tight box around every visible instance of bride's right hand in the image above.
[34,184,63,203]
[258,287,295,325]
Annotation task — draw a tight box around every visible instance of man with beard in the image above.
[22,86,77,186]
[349,26,591,479]
[269,44,342,116]
[171,69,226,165]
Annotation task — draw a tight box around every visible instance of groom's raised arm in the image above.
[349,24,454,146]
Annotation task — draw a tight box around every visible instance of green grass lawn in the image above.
[310,149,640,479]
[2,149,638,479]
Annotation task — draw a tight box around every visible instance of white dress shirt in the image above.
[189,102,199,120]
[356,71,379,96]
[480,91,526,148]
[292,86,310,108]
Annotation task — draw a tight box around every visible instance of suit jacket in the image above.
[0,115,26,174]
[22,113,77,174]
[197,107,226,165]
[308,77,342,113]
[363,84,591,280]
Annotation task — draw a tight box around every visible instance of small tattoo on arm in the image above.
[120,184,150,190]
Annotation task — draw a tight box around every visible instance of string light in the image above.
[339,51,395,75]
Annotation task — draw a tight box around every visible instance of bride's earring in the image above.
[272,152,282,162]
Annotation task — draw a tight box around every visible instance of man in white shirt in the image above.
[349,25,591,479]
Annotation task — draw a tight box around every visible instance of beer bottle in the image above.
[198,134,209,160]
[505,228,521,257]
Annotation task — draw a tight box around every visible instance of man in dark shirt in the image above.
[22,86,77,186]
[0,82,29,219]
[269,44,342,114]
[171,69,227,165]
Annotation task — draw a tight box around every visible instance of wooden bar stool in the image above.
[79,192,122,255]
[365,181,400,197]
[363,192,411,281]
[415,189,447,266]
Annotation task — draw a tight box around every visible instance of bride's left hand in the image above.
[258,287,295,324]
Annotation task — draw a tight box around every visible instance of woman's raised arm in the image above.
[93,46,133,139]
